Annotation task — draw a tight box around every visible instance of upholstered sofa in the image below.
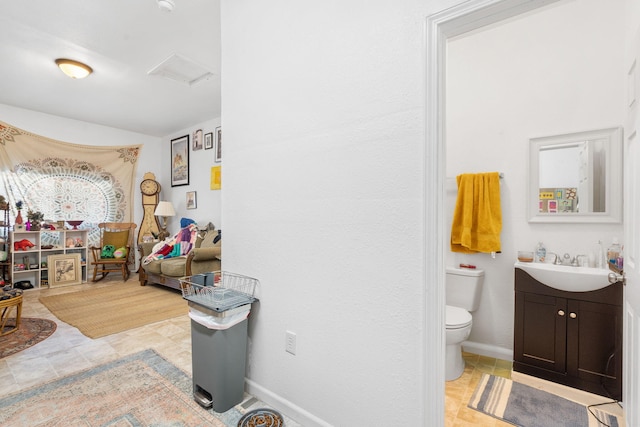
[138,225,221,290]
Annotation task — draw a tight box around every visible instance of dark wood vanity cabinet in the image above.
[514,268,622,401]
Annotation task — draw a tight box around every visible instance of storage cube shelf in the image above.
[11,229,89,289]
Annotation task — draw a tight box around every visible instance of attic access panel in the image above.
[147,53,213,86]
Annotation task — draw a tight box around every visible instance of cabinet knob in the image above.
[569,312,577,319]
[558,310,565,316]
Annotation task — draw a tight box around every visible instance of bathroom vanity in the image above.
[513,267,622,400]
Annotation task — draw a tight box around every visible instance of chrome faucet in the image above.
[547,252,559,265]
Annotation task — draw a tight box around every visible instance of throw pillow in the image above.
[101,245,115,258]
[114,247,128,258]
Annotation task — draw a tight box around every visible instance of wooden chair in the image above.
[90,222,137,282]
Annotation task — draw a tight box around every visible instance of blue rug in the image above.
[0,349,246,426]
[469,374,621,427]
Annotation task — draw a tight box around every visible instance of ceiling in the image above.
[0,0,221,137]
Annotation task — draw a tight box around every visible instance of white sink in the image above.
[514,261,612,292]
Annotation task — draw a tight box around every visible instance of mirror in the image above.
[529,127,622,223]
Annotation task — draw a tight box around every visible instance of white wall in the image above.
[221,0,462,425]
[159,118,222,233]
[446,0,626,358]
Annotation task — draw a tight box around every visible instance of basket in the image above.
[180,271,258,312]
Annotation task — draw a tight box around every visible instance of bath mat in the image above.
[469,374,622,427]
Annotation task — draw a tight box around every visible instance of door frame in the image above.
[424,1,564,425]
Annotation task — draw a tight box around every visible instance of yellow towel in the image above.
[450,172,502,254]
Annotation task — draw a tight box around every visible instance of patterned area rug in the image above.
[0,318,57,359]
[469,374,622,427]
[0,349,250,426]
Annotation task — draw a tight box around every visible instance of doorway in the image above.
[425,1,566,425]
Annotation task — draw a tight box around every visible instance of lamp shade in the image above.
[55,58,93,79]
[154,201,176,217]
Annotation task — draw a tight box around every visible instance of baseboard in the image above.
[244,378,332,427]
[462,340,512,361]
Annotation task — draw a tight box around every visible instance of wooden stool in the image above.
[0,294,23,336]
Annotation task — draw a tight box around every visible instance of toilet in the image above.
[445,266,484,381]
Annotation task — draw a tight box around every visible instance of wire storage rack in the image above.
[180,271,258,312]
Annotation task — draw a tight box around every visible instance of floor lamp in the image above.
[154,201,176,241]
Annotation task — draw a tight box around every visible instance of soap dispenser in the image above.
[535,242,546,263]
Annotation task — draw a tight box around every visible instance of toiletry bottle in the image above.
[597,240,605,269]
[535,242,546,263]
[617,246,624,270]
[608,238,621,267]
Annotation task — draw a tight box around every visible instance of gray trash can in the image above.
[180,271,259,413]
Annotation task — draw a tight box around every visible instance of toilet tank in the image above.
[446,267,485,312]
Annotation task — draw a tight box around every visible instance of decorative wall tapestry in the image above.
[0,121,141,248]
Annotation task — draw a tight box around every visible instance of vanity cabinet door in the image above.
[566,299,622,401]
[514,291,567,373]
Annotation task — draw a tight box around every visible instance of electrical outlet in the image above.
[285,331,296,355]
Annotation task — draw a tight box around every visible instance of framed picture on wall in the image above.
[193,129,203,151]
[171,135,189,187]
[214,126,222,162]
[204,132,213,150]
[186,191,197,209]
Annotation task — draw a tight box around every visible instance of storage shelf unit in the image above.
[0,209,10,283]
[11,229,89,288]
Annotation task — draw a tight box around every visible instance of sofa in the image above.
[138,225,221,290]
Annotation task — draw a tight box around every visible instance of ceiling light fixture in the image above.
[157,0,175,12]
[55,58,93,79]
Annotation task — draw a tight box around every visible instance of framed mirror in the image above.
[528,127,622,223]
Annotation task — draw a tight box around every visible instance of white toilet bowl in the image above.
[445,304,473,381]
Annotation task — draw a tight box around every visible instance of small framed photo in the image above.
[48,253,82,288]
[171,135,189,187]
[214,126,222,162]
[204,132,213,150]
[186,191,197,209]
[193,129,203,151]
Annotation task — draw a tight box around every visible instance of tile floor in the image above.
[0,276,301,426]
[1,278,626,426]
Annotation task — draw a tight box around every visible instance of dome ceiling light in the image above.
[55,58,93,79]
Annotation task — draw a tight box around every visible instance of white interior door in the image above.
[623,56,640,426]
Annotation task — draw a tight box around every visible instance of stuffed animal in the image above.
[113,247,127,258]
[13,239,35,251]
[101,245,115,258]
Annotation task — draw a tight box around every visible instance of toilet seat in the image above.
[446,305,472,329]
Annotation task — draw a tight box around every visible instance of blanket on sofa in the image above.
[142,224,198,265]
